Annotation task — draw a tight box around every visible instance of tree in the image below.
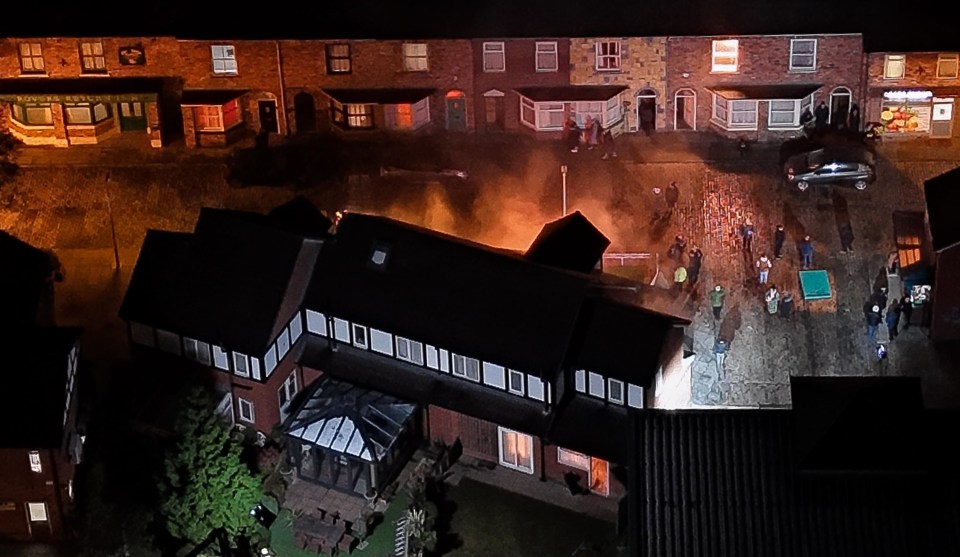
[158,386,263,546]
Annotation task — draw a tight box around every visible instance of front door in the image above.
[484,96,504,131]
[446,94,467,131]
[118,101,147,132]
[638,94,657,133]
[258,100,279,133]
[830,90,851,128]
[293,92,317,134]
[675,90,697,130]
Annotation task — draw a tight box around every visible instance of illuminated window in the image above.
[884,55,905,79]
[402,43,428,72]
[789,39,817,71]
[237,398,255,424]
[325,43,352,74]
[535,41,558,72]
[452,354,481,382]
[396,337,424,365]
[211,45,238,75]
[80,40,106,73]
[498,427,534,474]
[27,502,47,522]
[712,39,739,72]
[595,41,620,71]
[346,104,373,128]
[18,43,44,73]
[482,42,505,72]
[29,451,42,473]
[10,103,53,126]
[557,447,590,470]
[195,106,223,131]
[64,102,112,125]
[937,54,958,79]
[222,99,239,128]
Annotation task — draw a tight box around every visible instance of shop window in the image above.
[937,54,959,79]
[498,427,534,474]
[712,39,739,73]
[64,102,112,125]
[884,55,906,79]
[402,43,428,72]
[789,39,817,72]
[535,41,558,72]
[595,41,621,71]
[80,40,106,73]
[18,43,44,73]
[12,103,54,126]
[325,43,352,74]
[483,42,505,72]
[346,104,373,128]
[211,45,238,75]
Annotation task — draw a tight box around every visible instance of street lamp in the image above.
[560,165,568,215]
[105,171,120,271]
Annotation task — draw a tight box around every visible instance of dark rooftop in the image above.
[524,211,610,274]
[924,166,960,252]
[0,231,54,327]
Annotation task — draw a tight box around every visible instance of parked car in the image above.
[781,135,876,191]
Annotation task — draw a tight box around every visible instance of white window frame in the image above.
[507,369,525,395]
[18,43,45,74]
[789,38,817,72]
[574,369,586,393]
[884,55,905,79]
[497,427,534,474]
[452,354,481,382]
[395,336,424,366]
[588,372,605,398]
[768,99,801,129]
[482,42,505,72]
[278,371,298,410]
[29,451,42,473]
[80,40,106,73]
[211,45,238,75]
[156,329,181,355]
[233,352,249,378]
[711,39,739,73]
[535,41,558,72]
[402,43,428,72]
[212,345,229,370]
[627,383,643,409]
[595,41,621,71]
[937,54,959,79]
[557,447,590,471]
[527,375,546,401]
[289,313,303,343]
[306,310,328,336]
[27,502,48,522]
[352,324,369,349]
[607,378,625,404]
[237,398,255,424]
[712,94,758,131]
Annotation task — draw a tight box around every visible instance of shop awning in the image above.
[284,374,417,463]
[180,89,247,106]
[322,88,435,105]
[0,77,162,103]
[515,85,627,102]
[708,84,821,100]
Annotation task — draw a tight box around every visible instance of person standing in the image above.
[665,181,680,216]
[601,128,618,160]
[739,219,756,252]
[709,285,726,320]
[714,337,728,375]
[756,254,772,285]
[774,224,786,260]
[849,103,861,132]
[673,265,687,296]
[687,245,703,288]
[780,291,794,319]
[765,284,780,315]
[800,235,814,269]
[886,299,902,340]
[839,223,855,253]
[566,117,581,153]
[871,287,888,318]
[651,187,666,223]
[814,101,829,130]
[866,305,882,342]
[668,234,687,262]
[900,296,914,330]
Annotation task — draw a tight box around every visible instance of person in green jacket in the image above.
[709,285,725,320]
[673,265,687,296]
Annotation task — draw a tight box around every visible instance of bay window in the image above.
[64,102,112,125]
[768,94,813,129]
[519,96,624,131]
[712,94,757,130]
[194,99,240,132]
[11,103,53,126]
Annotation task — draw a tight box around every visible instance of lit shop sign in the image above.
[883,90,933,102]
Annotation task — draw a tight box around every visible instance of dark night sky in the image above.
[4,0,958,52]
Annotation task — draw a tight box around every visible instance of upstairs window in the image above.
[483,42,505,72]
[403,43,428,72]
[19,43,45,73]
[884,55,905,79]
[325,43,352,74]
[452,354,481,382]
[937,54,959,79]
[29,451,42,473]
[712,39,739,72]
[535,41,558,72]
[595,41,621,71]
[396,337,424,366]
[789,39,817,71]
[211,45,238,75]
[80,40,106,73]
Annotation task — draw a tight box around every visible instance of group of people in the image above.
[864,286,914,343]
[741,220,816,269]
[799,101,862,137]
[669,234,704,296]
[652,182,680,223]
[565,116,618,159]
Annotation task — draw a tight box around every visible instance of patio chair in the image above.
[337,533,358,554]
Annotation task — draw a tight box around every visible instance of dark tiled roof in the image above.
[322,88,436,105]
[180,89,247,105]
[266,196,334,239]
[924,166,960,252]
[515,86,627,102]
[306,213,588,380]
[524,211,610,274]
[0,231,53,327]
[0,327,82,448]
[707,84,822,100]
[631,409,960,557]
[119,208,311,355]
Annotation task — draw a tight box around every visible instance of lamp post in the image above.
[105,171,120,270]
[560,165,568,215]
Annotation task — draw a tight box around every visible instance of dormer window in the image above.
[368,242,391,270]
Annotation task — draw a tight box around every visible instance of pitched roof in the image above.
[0,327,82,448]
[0,231,53,327]
[924,166,960,252]
[306,212,588,379]
[630,408,960,557]
[119,207,313,355]
[524,211,610,274]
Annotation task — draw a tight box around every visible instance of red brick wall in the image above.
[0,448,73,541]
[864,52,960,140]
[212,356,301,433]
[0,37,179,78]
[541,443,626,498]
[279,39,474,134]
[471,38,570,132]
[665,34,863,140]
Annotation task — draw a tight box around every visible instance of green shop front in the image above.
[0,77,163,148]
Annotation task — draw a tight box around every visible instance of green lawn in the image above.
[443,478,617,557]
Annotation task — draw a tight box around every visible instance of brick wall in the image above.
[570,37,668,132]
[0,37,179,79]
[0,448,73,541]
[864,52,960,139]
[666,34,863,139]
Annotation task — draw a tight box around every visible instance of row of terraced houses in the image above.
[1,33,958,148]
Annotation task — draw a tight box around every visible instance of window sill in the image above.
[10,120,55,130]
[768,125,803,131]
[482,68,507,73]
[535,68,559,73]
[18,72,49,77]
[788,68,817,73]
[710,70,740,74]
[711,118,758,131]
[80,72,110,77]
[211,72,239,77]
[935,76,959,80]
[595,68,622,73]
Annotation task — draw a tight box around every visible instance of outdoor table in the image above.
[294,514,346,549]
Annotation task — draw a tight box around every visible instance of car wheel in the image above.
[854,180,868,191]
[797,180,810,192]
